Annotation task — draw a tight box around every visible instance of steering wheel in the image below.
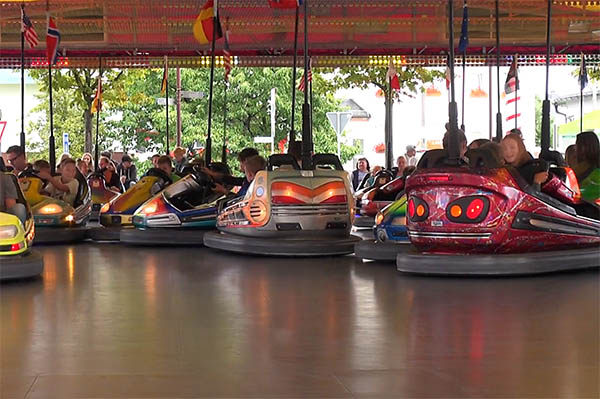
[188,166,215,201]
[373,169,395,186]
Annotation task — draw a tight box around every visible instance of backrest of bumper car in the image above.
[465,148,503,169]
[312,154,343,171]
[73,169,90,208]
[268,154,300,171]
[540,150,566,167]
[209,162,232,176]
[417,149,449,169]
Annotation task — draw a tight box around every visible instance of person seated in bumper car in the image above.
[215,155,266,197]
[501,134,548,186]
[99,156,123,192]
[40,158,80,206]
[203,147,259,193]
[573,131,600,203]
[393,156,407,179]
[1,173,27,224]
[5,145,30,176]
[365,166,383,186]
[156,155,181,183]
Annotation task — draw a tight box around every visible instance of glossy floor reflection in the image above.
[1,244,598,398]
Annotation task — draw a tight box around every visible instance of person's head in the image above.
[82,152,93,164]
[99,156,110,169]
[357,157,370,172]
[508,128,523,139]
[564,144,577,168]
[575,131,600,169]
[76,159,89,175]
[481,142,504,165]
[173,147,186,162]
[442,128,468,157]
[406,145,416,157]
[238,147,259,173]
[501,134,529,166]
[468,138,491,151]
[6,145,27,172]
[371,165,382,175]
[100,151,112,159]
[151,154,161,167]
[243,155,266,182]
[108,161,117,172]
[157,155,173,175]
[60,153,70,162]
[33,159,50,174]
[396,156,407,172]
[121,154,132,168]
[60,158,77,182]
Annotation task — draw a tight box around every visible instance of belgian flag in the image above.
[193,0,223,45]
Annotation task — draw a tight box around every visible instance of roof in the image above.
[341,99,371,119]
[0,1,598,68]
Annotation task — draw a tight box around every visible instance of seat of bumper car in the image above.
[312,154,344,171]
[73,169,90,208]
[268,154,300,171]
[465,147,503,169]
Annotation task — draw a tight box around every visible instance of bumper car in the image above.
[395,148,600,276]
[203,154,361,256]
[88,172,120,222]
[120,163,231,246]
[19,169,90,244]
[0,172,43,280]
[88,168,173,241]
[354,194,410,262]
[353,169,395,227]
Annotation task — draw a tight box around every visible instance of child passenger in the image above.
[41,158,80,205]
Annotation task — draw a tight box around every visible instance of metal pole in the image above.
[206,9,218,166]
[514,55,518,130]
[447,0,460,162]
[222,81,227,163]
[20,5,26,151]
[580,55,584,132]
[540,0,552,153]
[176,67,182,147]
[488,64,493,140]
[301,0,312,170]
[48,62,56,174]
[495,0,502,141]
[385,77,393,170]
[461,52,465,131]
[290,5,299,144]
[95,57,101,171]
[165,56,170,155]
[336,113,341,157]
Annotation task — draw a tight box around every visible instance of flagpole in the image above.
[290,4,299,144]
[580,54,584,132]
[514,55,518,130]
[20,5,26,151]
[206,4,219,166]
[165,56,170,155]
[300,0,312,170]
[494,0,502,142]
[95,56,101,171]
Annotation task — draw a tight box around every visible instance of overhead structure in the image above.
[1,0,598,68]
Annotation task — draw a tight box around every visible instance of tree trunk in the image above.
[84,109,93,153]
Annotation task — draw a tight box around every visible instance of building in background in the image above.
[554,87,600,148]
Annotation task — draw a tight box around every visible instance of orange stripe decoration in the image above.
[271,181,347,204]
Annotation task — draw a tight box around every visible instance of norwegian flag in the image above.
[21,7,39,48]
[46,15,61,65]
[268,0,303,9]
[223,48,232,82]
[298,66,312,92]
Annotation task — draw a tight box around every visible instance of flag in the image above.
[504,57,519,94]
[161,56,168,94]
[386,60,400,90]
[268,0,303,9]
[193,0,223,45]
[298,64,312,92]
[21,7,39,48]
[579,54,588,91]
[445,65,451,90]
[223,48,232,82]
[91,77,102,113]
[46,15,61,65]
[458,0,469,53]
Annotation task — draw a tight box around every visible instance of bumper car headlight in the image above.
[375,211,384,226]
[39,204,63,215]
[100,202,111,213]
[0,225,18,239]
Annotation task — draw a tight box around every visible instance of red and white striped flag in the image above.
[223,48,232,82]
[21,7,39,48]
[298,66,312,92]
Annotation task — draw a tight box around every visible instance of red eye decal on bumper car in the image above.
[408,197,428,222]
[445,196,490,223]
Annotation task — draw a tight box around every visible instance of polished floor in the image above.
[1,243,598,398]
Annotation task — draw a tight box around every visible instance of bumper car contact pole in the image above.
[447,0,460,163]
[494,0,502,142]
[540,0,552,155]
[20,4,25,151]
[205,1,219,166]
[289,5,300,145]
[301,0,313,170]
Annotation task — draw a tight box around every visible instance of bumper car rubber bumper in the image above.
[354,240,411,262]
[353,215,375,228]
[0,250,44,280]
[120,228,208,246]
[396,246,600,276]
[88,226,129,242]
[203,231,361,256]
[33,226,89,244]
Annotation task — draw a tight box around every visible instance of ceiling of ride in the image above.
[0,0,598,68]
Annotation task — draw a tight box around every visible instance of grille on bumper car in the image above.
[271,203,348,217]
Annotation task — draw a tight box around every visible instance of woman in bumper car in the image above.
[573,131,599,203]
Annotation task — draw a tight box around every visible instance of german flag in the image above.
[193,0,223,45]
[91,77,102,113]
